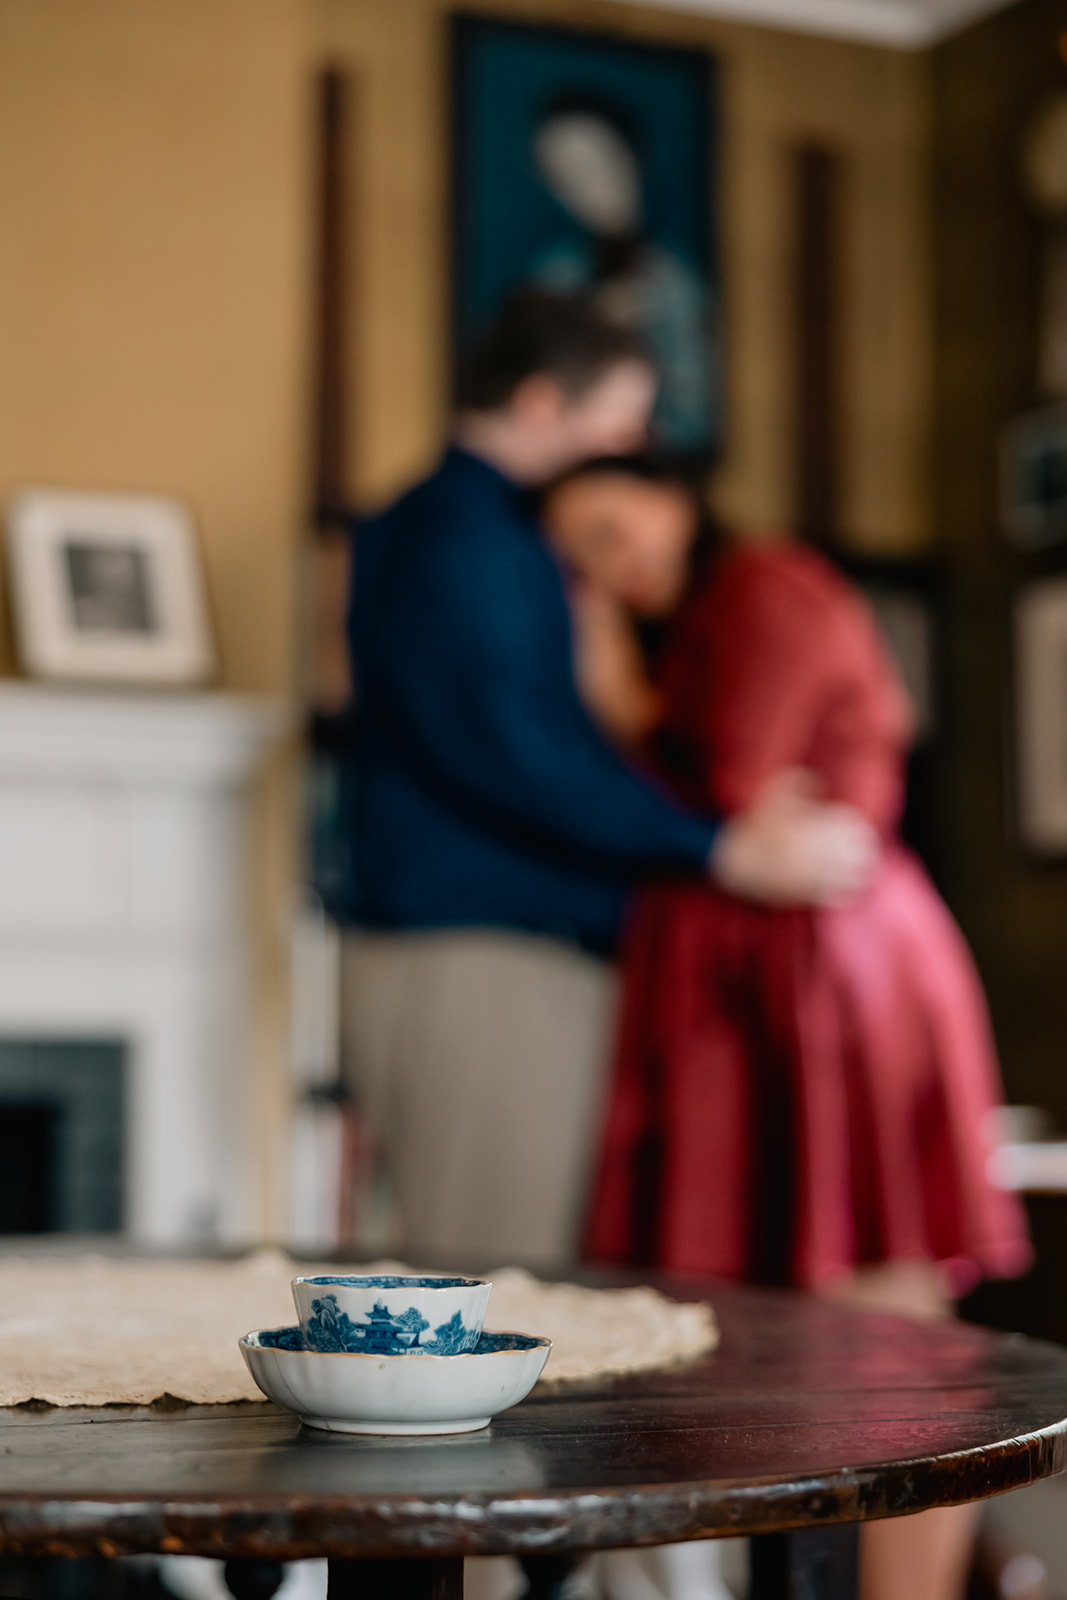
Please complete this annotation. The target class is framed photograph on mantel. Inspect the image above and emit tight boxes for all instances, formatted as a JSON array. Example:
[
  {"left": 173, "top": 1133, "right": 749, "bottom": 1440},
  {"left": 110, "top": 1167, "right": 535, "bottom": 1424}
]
[
  {"left": 451, "top": 14, "right": 720, "bottom": 460},
  {"left": 1014, "top": 576, "right": 1067, "bottom": 854},
  {"left": 5, "top": 489, "right": 215, "bottom": 687}
]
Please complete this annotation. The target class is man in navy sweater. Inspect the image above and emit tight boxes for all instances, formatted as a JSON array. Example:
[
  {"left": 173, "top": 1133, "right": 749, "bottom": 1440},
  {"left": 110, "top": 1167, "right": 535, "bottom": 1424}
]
[{"left": 341, "top": 292, "right": 875, "bottom": 1266}]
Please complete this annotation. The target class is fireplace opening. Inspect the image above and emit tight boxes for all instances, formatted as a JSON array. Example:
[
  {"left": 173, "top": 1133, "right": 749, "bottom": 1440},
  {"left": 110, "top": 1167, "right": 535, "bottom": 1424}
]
[
  {"left": 0, "top": 1105, "right": 58, "bottom": 1232},
  {"left": 0, "top": 1041, "right": 125, "bottom": 1234}
]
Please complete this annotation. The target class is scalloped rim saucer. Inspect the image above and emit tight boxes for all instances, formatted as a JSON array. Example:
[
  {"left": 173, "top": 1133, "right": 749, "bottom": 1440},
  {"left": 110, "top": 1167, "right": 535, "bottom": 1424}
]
[{"left": 239, "top": 1326, "right": 552, "bottom": 1435}]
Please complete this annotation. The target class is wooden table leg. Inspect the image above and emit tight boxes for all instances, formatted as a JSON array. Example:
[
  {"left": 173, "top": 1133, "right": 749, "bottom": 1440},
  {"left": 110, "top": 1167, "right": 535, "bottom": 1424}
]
[
  {"left": 519, "top": 1553, "right": 584, "bottom": 1597},
  {"left": 750, "top": 1526, "right": 859, "bottom": 1600},
  {"left": 327, "top": 1556, "right": 464, "bottom": 1598},
  {"left": 223, "top": 1559, "right": 287, "bottom": 1600}
]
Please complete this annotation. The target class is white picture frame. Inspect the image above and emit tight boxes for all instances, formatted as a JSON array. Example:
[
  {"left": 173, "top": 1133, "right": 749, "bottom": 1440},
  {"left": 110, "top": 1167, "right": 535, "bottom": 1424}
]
[
  {"left": 5, "top": 488, "right": 215, "bottom": 687},
  {"left": 1015, "top": 576, "right": 1067, "bottom": 853}
]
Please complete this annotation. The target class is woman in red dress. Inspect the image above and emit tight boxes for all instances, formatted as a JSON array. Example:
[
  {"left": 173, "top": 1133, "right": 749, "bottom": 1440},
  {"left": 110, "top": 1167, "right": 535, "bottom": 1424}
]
[{"left": 544, "top": 459, "right": 1031, "bottom": 1600}]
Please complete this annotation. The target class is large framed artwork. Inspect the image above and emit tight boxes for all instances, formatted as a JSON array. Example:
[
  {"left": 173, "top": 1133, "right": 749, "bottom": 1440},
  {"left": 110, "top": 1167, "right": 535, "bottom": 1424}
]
[{"left": 451, "top": 14, "right": 720, "bottom": 460}]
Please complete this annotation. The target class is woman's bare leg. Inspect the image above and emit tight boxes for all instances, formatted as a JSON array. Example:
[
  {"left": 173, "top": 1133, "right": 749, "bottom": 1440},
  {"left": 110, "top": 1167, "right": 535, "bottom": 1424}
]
[
  {"left": 860, "top": 1506, "right": 979, "bottom": 1600},
  {"left": 820, "top": 1261, "right": 976, "bottom": 1600},
  {"left": 820, "top": 1258, "right": 952, "bottom": 1321}
]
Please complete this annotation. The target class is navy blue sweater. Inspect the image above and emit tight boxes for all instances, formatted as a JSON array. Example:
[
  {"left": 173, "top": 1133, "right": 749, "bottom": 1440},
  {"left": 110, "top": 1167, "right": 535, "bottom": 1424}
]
[{"left": 345, "top": 448, "right": 719, "bottom": 953}]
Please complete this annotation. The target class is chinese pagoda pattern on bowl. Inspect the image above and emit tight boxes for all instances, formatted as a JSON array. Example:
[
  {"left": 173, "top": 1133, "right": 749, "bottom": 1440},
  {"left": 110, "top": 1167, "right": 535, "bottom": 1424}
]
[
  {"left": 303, "top": 1293, "right": 476, "bottom": 1354},
  {"left": 291, "top": 1274, "right": 491, "bottom": 1356}
]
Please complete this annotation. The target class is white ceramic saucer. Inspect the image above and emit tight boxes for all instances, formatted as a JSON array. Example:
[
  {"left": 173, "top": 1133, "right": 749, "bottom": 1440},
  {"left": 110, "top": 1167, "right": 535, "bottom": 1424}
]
[{"left": 240, "top": 1326, "right": 552, "bottom": 1435}]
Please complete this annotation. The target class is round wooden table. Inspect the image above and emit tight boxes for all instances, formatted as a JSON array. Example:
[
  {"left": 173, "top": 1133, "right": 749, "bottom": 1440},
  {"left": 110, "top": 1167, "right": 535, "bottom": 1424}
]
[{"left": 1, "top": 1279, "right": 1066, "bottom": 1599}]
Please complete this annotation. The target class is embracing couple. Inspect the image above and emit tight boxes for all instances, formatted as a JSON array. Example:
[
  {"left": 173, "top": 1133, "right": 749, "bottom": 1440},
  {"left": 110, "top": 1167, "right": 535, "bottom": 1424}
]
[
  {"left": 342, "top": 288, "right": 862, "bottom": 1261},
  {"left": 342, "top": 285, "right": 1022, "bottom": 1296}
]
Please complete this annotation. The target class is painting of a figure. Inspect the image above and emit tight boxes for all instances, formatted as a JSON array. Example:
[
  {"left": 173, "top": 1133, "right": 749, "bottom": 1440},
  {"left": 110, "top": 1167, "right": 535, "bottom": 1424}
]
[{"left": 452, "top": 16, "right": 719, "bottom": 458}]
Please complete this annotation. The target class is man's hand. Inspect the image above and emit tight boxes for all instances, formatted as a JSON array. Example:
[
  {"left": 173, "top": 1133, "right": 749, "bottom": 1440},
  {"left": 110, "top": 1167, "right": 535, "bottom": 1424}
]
[{"left": 709, "top": 770, "right": 880, "bottom": 907}]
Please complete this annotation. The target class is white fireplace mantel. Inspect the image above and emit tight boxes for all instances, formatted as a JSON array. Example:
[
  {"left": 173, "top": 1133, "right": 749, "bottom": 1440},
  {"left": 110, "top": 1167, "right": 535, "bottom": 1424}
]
[
  {"left": 0, "top": 684, "right": 288, "bottom": 1245},
  {"left": 0, "top": 687, "right": 282, "bottom": 786}
]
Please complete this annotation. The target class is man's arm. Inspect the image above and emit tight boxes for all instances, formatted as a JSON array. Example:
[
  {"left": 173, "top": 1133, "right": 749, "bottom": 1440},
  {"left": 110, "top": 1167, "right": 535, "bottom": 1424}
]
[
  {"left": 362, "top": 511, "right": 878, "bottom": 903},
  {"left": 367, "top": 513, "right": 717, "bottom": 874}
]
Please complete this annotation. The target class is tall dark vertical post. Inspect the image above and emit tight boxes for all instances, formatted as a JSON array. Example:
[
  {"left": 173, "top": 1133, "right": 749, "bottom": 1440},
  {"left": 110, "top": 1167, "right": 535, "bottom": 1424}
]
[
  {"left": 750, "top": 1527, "right": 859, "bottom": 1600},
  {"left": 327, "top": 1558, "right": 464, "bottom": 1598},
  {"left": 793, "top": 143, "right": 843, "bottom": 548},
  {"left": 312, "top": 68, "right": 352, "bottom": 526}
]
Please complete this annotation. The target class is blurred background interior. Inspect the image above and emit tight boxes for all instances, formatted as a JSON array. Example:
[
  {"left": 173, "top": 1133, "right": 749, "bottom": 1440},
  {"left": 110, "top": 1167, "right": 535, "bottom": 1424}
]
[{"left": 4, "top": 0, "right": 1067, "bottom": 1588}]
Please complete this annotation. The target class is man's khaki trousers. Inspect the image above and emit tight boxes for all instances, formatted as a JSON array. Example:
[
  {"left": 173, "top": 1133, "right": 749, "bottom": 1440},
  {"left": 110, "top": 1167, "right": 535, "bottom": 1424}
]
[{"left": 340, "top": 929, "right": 617, "bottom": 1268}]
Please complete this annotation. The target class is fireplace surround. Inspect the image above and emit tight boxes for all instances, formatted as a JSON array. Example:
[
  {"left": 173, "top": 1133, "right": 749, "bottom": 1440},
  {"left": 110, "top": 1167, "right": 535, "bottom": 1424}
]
[{"left": 0, "top": 685, "right": 284, "bottom": 1244}]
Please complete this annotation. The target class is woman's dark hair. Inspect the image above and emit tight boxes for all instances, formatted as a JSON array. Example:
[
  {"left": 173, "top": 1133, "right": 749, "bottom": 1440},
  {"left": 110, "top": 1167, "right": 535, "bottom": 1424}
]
[
  {"left": 549, "top": 453, "right": 692, "bottom": 494},
  {"left": 545, "top": 453, "right": 723, "bottom": 591},
  {"left": 456, "top": 288, "right": 651, "bottom": 411}
]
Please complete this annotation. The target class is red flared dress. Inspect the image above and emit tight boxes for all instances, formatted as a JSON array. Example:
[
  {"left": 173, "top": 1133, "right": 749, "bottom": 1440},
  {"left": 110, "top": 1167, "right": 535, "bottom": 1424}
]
[{"left": 585, "top": 543, "right": 1030, "bottom": 1292}]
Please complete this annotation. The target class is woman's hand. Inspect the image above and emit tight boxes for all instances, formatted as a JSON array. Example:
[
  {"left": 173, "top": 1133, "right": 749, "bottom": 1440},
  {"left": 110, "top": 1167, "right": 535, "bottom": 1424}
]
[{"left": 570, "top": 578, "right": 663, "bottom": 747}]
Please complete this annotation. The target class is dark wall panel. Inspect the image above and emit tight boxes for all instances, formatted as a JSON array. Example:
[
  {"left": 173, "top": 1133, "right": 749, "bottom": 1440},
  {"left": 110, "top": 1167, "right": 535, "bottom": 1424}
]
[{"left": 933, "top": 0, "right": 1067, "bottom": 1120}]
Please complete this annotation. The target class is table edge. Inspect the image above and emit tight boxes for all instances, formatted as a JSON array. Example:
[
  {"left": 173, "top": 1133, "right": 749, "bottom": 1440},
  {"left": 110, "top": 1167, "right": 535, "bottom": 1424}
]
[{"left": 0, "top": 1418, "right": 1065, "bottom": 1560}]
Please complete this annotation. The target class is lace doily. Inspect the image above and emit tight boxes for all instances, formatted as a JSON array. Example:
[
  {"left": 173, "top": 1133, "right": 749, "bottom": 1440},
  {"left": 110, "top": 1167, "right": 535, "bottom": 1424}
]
[{"left": 0, "top": 1250, "right": 717, "bottom": 1408}]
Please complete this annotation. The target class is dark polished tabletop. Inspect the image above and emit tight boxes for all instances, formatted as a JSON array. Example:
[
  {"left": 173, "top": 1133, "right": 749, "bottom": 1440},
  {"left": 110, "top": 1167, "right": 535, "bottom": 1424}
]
[{"left": 1, "top": 1278, "right": 1066, "bottom": 1565}]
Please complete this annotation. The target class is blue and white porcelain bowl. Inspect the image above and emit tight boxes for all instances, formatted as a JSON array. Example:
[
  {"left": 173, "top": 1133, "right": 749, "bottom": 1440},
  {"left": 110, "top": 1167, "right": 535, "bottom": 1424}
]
[
  {"left": 241, "top": 1326, "right": 552, "bottom": 1435},
  {"left": 290, "top": 1274, "right": 492, "bottom": 1356}
]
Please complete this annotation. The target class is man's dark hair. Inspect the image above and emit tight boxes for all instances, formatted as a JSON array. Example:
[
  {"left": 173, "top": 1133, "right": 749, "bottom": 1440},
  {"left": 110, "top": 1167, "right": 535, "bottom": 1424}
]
[{"left": 456, "top": 288, "right": 650, "bottom": 411}]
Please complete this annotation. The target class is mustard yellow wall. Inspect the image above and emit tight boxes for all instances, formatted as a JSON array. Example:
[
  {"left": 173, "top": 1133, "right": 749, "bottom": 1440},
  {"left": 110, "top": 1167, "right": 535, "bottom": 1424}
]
[
  {"left": 316, "top": 0, "right": 932, "bottom": 553},
  {"left": 0, "top": 0, "right": 311, "bottom": 690}
]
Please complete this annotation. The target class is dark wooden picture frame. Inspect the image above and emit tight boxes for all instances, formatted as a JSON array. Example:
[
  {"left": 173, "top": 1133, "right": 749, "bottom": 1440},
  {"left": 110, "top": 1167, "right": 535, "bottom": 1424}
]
[{"left": 450, "top": 13, "right": 721, "bottom": 460}]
